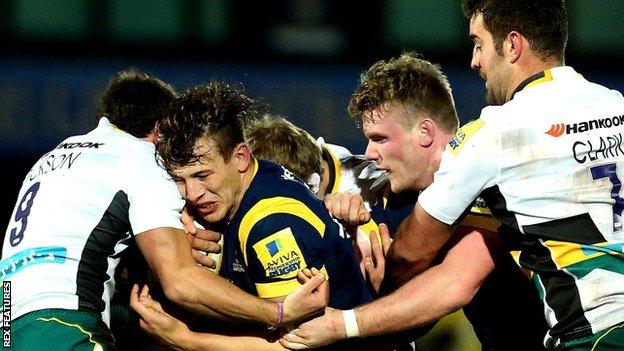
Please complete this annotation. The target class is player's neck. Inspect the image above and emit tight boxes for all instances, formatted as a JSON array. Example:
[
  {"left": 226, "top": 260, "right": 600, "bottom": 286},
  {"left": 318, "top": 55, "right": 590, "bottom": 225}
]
[
  {"left": 506, "top": 56, "right": 564, "bottom": 102},
  {"left": 228, "top": 157, "right": 258, "bottom": 223}
]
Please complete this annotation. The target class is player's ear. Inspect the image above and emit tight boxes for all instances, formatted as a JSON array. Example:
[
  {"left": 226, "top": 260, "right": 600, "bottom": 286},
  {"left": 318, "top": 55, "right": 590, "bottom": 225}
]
[
  {"left": 418, "top": 119, "right": 435, "bottom": 148},
  {"left": 233, "top": 142, "right": 251, "bottom": 172},
  {"left": 507, "top": 31, "right": 523, "bottom": 63}
]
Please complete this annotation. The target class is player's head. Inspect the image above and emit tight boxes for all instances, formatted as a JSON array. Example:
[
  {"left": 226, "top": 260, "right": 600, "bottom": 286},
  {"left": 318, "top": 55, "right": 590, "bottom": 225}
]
[
  {"left": 246, "top": 114, "right": 323, "bottom": 193},
  {"left": 99, "top": 68, "right": 176, "bottom": 139},
  {"left": 461, "top": 0, "right": 568, "bottom": 105},
  {"left": 157, "top": 82, "right": 258, "bottom": 224},
  {"left": 348, "top": 53, "right": 458, "bottom": 192}
]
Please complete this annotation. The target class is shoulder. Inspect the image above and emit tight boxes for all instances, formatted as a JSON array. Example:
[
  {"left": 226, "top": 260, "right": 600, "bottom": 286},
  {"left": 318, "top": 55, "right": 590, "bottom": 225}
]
[
  {"left": 322, "top": 142, "right": 353, "bottom": 160},
  {"left": 447, "top": 117, "right": 492, "bottom": 156},
  {"left": 247, "top": 160, "right": 318, "bottom": 203}
]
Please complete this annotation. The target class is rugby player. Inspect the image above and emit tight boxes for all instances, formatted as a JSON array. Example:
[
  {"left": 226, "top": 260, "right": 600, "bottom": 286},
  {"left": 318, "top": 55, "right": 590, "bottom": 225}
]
[
  {"left": 0, "top": 70, "right": 326, "bottom": 351},
  {"left": 156, "top": 82, "right": 370, "bottom": 309},
  {"left": 287, "top": 0, "right": 624, "bottom": 349},
  {"left": 280, "top": 53, "right": 546, "bottom": 350}
]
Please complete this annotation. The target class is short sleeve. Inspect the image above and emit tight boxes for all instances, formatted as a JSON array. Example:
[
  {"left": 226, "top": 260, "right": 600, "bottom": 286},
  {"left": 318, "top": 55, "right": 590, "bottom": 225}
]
[
  {"left": 240, "top": 198, "right": 327, "bottom": 299},
  {"left": 123, "top": 144, "right": 184, "bottom": 235},
  {"left": 419, "top": 119, "right": 499, "bottom": 224}
]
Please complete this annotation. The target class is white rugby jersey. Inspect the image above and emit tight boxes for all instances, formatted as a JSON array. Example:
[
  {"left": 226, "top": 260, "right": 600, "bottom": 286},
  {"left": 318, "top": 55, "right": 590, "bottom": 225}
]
[
  {"left": 320, "top": 140, "right": 383, "bottom": 203},
  {"left": 419, "top": 66, "right": 624, "bottom": 345},
  {"left": 1, "top": 117, "right": 184, "bottom": 326},
  {"left": 320, "top": 140, "right": 388, "bottom": 248}
]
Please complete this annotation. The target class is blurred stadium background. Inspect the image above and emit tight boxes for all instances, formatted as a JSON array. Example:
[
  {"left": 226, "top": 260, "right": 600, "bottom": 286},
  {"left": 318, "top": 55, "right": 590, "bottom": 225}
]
[{"left": 1, "top": 1, "right": 623, "bottom": 349}]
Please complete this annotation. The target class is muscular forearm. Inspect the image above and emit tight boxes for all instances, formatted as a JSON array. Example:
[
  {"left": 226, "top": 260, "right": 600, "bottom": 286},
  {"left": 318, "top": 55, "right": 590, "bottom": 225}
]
[
  {"left": 360, "top": 229, "right": 496, "bottom": 337},
  {"left": 162, "top": 264, "right": 276, "bottom": 325},
  {"left": 385, "top": 203, "right": 452, "bottom": 287},
  {"left": 359, "top": 261, "right": 471, "bottom": 336},
  {"left": 137, "top": 227, "right": 279, "bottom": 326}
]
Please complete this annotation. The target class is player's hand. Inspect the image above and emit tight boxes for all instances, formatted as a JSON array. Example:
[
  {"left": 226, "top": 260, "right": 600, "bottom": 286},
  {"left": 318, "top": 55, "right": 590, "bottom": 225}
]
[
  {"left": 181, "top": 206, "right": 197, "bottom": 235},
  {"left": 129, "top": 284, "right": 192, "bottom": 349},
  {"left": 353, "top": 229, "right": 373, "bottom": 278},
  {"left": 365, "top": 223, "right": 392, "bottom": 294},
  {"left": 187, "top": 228, "right": 222, "bottom": 269},
  {"left": 280, "top": 307, "right": 345, "bottom": 349},
  {"left": 181, "top": 206, "right": 223, "bottom": 269},
  {"left": 282, "top": 269, "right": 329, "bottom": 324},
  {"left": 324, "top": 192, "right": 370, "bottom": 225}
]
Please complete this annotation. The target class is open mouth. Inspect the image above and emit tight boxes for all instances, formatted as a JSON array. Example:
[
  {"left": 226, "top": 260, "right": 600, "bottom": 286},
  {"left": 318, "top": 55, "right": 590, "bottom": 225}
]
[{"left": 197, "top": 201, "right": 218, "bottom": 216}]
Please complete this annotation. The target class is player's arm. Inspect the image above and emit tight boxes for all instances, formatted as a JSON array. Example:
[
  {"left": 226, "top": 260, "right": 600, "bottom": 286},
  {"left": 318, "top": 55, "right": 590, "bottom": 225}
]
[
  {"left": 130, "top": 284, "right": 286, "bottom": 351},
  {"left": 280, "top": 227, "right": 500, "bottom": 349},
  {"left": 384, "top": 202, "right": 454, "bottom": 287},
  {"left": 385, "top": 120, "right": 498, "bottom": 288},
  {"left": 135, "top": 227, "right": 327, "bottom": 325},
  {"left": 126, "top": 146, "right": 327, "bottom": 326}
]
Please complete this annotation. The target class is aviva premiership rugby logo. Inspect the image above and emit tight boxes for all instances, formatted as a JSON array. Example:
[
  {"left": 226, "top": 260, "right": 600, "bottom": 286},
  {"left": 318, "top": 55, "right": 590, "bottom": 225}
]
[
  {"left": 253, "top": 228, "right": 307, "bottom": 279},
  {"left": 448, "top": 119, "right": 484, "bottom": 156},
  {"left": 266, "top": 239, "right": 282, "bottom": 256},
  {"left": 264, "top": 239, "right": 302, "bottom": 278}
]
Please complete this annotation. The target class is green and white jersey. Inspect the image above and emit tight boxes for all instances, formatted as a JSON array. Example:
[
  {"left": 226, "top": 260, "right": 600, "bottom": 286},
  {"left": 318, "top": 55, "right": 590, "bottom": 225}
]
[
  {"left": 419, "top": 66, "right": 624, "bottom": 346},
  {"left": 1, "top": 117, "right": 184, "bottom": 326}
]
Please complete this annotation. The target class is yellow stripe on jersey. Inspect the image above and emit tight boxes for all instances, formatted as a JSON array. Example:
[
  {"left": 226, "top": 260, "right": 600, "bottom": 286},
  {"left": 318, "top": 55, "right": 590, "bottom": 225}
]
[
  {"left": 469, "top": 203, "right": 492, "bottom": 216},
  {"left": 238, "top": 197, "right": 326, "bottom": 265},
  {"left": 460, "top": 205, "right": 500, "bottom": 232},
  {"left": 510, "top": 250, "right": 522, "bottom": 266},
  {"left": 524, "top": 69, "right": 553, "bottom": 90},
  {"left": 256, "top": 278, "right": 301, "bottom": 299},
  {"left": 255, "top": 266, "right": 329, "bottom": 298},
  {"left": 323, "top": 146, "right": 343, "bottom": 194},
  {"left": 358, "top": 218, "right": 382, "bottom": 244},
  {"left": 543, "top": 240, "right": 618, "bottom": 269},
  {"left": 448, "top": 119, "right": 485, "bottom": 156},
  {"left": 461, "top": 214, "right": 500, "bottom": 232}
]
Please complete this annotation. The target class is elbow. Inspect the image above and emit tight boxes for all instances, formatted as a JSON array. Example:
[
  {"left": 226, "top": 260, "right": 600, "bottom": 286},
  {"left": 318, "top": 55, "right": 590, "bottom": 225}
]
[
  {"left": 446, "top": 275, "right": 482, "bottom": 310},
  {"left": 447, "top": 285, "right": 475, "bottom": 310},
  {"left": 161, "top": 276, "right": 195, "bottom": 306},
  {"left": 392, "top": 241, "right": 438, "bottom": 273}
]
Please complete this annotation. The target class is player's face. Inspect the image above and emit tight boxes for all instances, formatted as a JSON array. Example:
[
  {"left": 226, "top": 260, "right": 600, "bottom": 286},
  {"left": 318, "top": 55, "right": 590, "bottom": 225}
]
[
  {"left": 171, "top": 138, "right": 249, "bottom": 224},
  {"left": 469, "top": 13, "right": 511, "bottom": 106},
  {"left": 363, "top": 105, "right": 431, "bottom": 193}
]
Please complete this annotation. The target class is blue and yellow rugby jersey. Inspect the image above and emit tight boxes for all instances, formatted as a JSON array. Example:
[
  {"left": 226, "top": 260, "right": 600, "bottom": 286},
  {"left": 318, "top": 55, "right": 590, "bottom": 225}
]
[{"left": 220, "top": 159, "right": 371, "bottom": 309}]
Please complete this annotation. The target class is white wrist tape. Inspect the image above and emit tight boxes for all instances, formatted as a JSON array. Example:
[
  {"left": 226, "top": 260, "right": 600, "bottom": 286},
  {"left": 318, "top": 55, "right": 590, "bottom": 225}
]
[{"left": 342, "top": 309, "right": 360, "bottom": 338}]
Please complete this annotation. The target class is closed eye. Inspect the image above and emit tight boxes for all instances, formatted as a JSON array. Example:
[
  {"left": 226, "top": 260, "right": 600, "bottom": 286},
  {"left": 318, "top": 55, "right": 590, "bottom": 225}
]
[
  {"left": 368, "top": 135, "right": 386, "bottom": 143},
  {"left": 193, "top": 172, "right": 211, "bottom": 180}
]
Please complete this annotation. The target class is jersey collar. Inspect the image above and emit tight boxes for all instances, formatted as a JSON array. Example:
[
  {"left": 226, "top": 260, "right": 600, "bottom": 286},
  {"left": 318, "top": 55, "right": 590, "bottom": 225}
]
[{"left": 510, "top": 69, "right": 553, "bottom": 100}]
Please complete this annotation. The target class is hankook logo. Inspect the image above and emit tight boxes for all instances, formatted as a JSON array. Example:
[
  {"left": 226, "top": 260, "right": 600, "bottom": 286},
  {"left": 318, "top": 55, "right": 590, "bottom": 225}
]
[{"left": 545, "top": 115, "right": 624, "bottom": 137}]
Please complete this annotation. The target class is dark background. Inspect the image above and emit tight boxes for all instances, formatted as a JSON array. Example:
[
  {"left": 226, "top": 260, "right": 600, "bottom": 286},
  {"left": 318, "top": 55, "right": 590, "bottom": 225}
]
[{"left": 2, "top": 0, "right": 624, "bottom": 228}]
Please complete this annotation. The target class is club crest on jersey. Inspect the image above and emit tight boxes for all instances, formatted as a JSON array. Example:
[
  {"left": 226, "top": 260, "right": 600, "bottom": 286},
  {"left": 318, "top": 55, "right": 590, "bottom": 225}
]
[
  {"left": 253, "top": 228, "right": 306, "bottom": 279},
  {"left": 232, "top": 257, "right": 245, "bottom": 273},
  {"left": 448, "top": 119, "right": 484, "bottom": 156}
]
